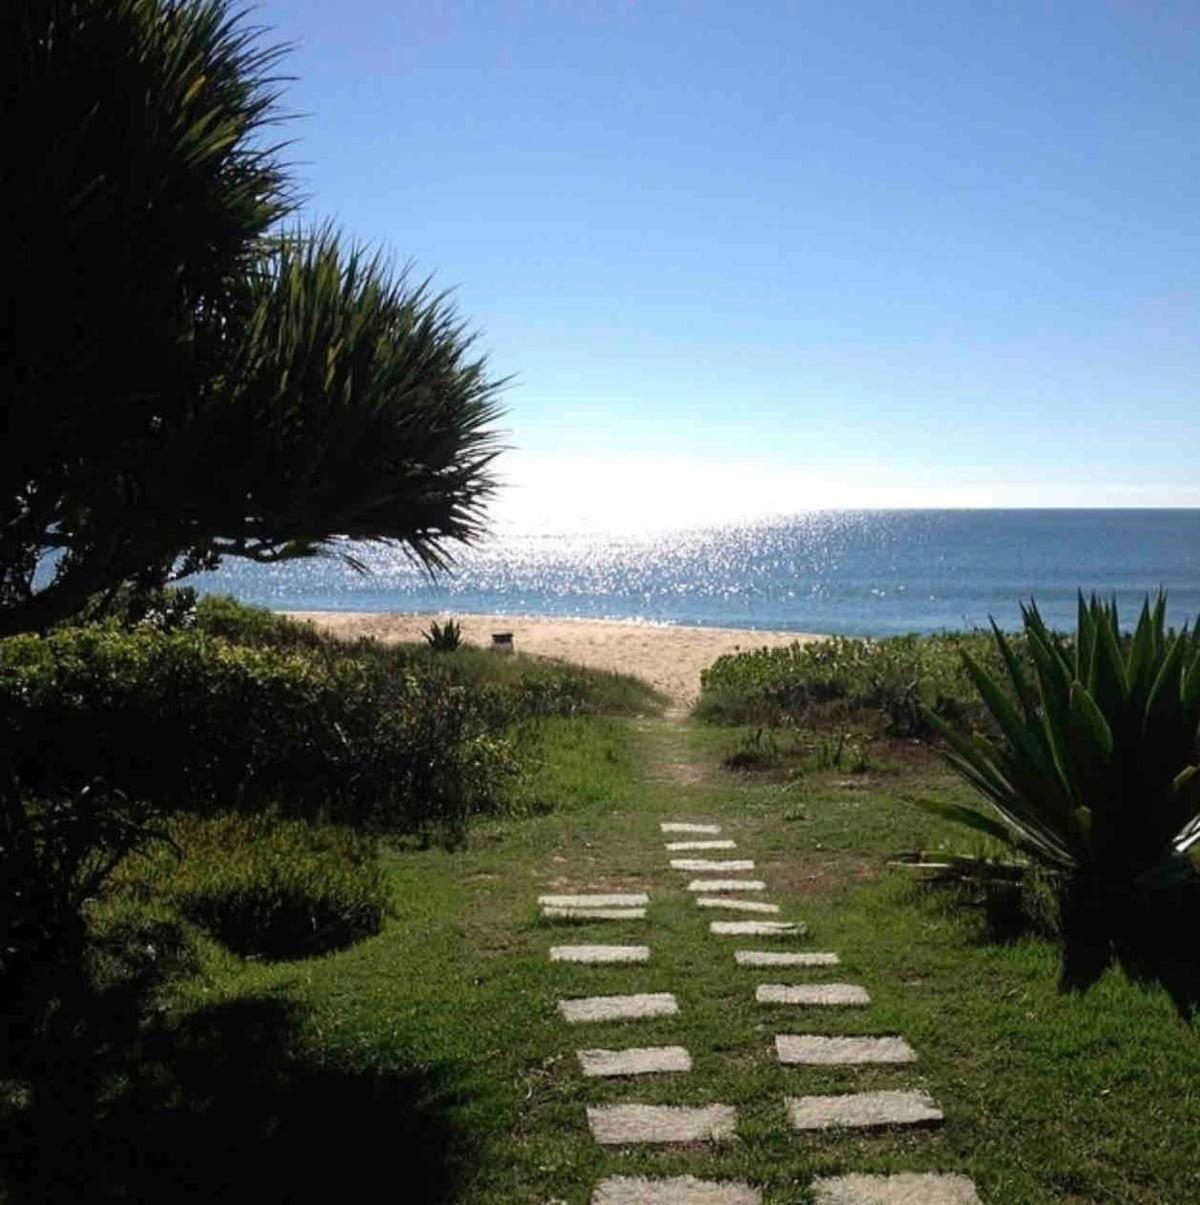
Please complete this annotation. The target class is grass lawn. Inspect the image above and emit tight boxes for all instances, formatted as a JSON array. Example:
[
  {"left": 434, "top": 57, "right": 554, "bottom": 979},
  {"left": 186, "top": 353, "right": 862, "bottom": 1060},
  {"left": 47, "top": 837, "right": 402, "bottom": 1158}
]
[{"left": 8, "top": 715, "right": 1200, "bottom": 1203}]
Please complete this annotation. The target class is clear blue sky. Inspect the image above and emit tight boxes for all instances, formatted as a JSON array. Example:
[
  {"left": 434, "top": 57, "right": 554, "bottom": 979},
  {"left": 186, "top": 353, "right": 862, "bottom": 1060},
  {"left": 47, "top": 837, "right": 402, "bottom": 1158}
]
[{"left": 257, "top": 0, "right": 1198, "bottom": 525}]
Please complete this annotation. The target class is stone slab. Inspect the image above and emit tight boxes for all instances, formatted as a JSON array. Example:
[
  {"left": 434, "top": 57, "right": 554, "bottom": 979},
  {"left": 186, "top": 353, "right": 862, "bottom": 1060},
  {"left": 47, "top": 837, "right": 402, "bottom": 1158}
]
[
  {"left": 736, "top": 950, "right": 839, "bottom": 967},
  {"left": 539, "top": 893, "right": 649, "bottom": 907},
  {"left": 695, "top": 897, "right": 780, "bottom": 914},
  {"left": 687, "top": 879, "right": 765, "bottom": 892},
  {"left": 711, "top": 921, "right": 806, "bottom": 937},
  {"left": 542, "top": 906, "right": 646, "bottom": 920},
  {"left": 665, "top": 840, "right": 737, "bottom": 851},
  {"left": 558, "top": 993, "right": 679, "bottom": 1023},
  {"left": 550, "top": 945, "right": 650, "bottom": 964},
  {"left": 786, "top": 1090, "right": 943, "bottom": 1131},
  {"left": 775, "top": 1034, "right": 917, "bottom": 1065},
  {"left": 811, "top": 1174, "right": 980, "bottom": 1204},
  {"left": 660, "top": 823, "right": 722, "bottom": 834},
  {"left": 593, "top": 1176, "right": 760, "bottom": 1205},
  {"left": 671, "top": 859, "right": 755, "bottom": 872},
  {"left": 757, "top": 983, "right": 870, "bottom": 1006},
  {"left": 577, "top": 1045, "right": 692, "bottom": 1077},
  {"left": 587, "top": 1103, "right": 736, "bottom": 1145}
]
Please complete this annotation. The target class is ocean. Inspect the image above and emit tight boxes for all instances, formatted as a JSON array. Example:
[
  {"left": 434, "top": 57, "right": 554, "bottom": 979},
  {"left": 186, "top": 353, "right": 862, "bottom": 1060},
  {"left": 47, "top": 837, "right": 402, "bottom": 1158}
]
[{"left": 192, "top": 510, "right": 1200, "bottom": 637}]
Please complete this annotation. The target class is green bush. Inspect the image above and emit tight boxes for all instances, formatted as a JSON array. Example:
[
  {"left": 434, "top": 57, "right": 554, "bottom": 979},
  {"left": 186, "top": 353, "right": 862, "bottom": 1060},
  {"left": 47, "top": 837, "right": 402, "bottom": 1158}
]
[
  {"left": 125, "top": 815, "right": 389, "bottom": 960},
  {"left": 194, "top": 595, "right": 663, "bottom": 718},
  {"left": 0, "top": 625, "right": 516, "bottom": 842},
  {"left": 697, "top": 631, "right": 1021, "bottom": 735},
  {"left": 194, "top": 593, "right": 332, "bottom": 654},
  {"left": 0, "top": 765, "right": 163, "bottom": 999}
]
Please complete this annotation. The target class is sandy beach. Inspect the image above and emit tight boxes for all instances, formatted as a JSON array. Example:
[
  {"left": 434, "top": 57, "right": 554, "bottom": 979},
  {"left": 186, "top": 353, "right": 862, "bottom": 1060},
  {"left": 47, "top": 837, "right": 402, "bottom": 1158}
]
[{"left": 287, "top": 611, "right": 824, "bottom": 709}]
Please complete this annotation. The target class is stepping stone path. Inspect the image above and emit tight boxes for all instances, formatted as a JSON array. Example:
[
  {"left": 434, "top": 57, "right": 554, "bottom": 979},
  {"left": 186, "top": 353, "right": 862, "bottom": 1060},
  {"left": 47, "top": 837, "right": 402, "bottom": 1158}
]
[
  {"left": 687, "top": 879, "right": 765, "bottom": 892},
  {"left": 578, "top": 1046, "right": 692, "bottom": 1077},
  {"left": 775, "top": 1034, "right": 917, "bottom": 1065},
  {"left": 671, "top": 858, "right": 755, "bottom": 872},
  {"left": 736, "top": 950, "right": 839, "bottom": 967},
  {"left": 593, "top": 1176, "right": 760, "bottom": 1204},
  {"left": 542, "top": 906, "right": 646, "bottom": 920},
  {"left": 551, "top": 944, "right": 650, "bottom": 964},
  {"left": 786, "top": 1089, "right": 944, "bottom": 1131},
  {"left": 695, "top": 897, "right": 780, "bottom": 914},
  {"left": 812, "top": 1173, "right": 982, "bottom": 1204},
  {"left": 558, "top": 993, "right": 679, "bottom": 1023},
  {"left": 587, "top": 1103, "right": 737, "bottom": 1144},
  {"left": 756, "top": 983, "right": 871, "bottom": 1006},
  {"left": 545, "top": 817, "right": 982, "bottom": 1202},
  {"left": 711, "top": 919, "right": 805, "bottom": 937},
  {"left": 540, "top": 893, "right": 649, "bottom": 907},
  {"left": 665, "top": 839, "right": 738, "bottom": 850}
]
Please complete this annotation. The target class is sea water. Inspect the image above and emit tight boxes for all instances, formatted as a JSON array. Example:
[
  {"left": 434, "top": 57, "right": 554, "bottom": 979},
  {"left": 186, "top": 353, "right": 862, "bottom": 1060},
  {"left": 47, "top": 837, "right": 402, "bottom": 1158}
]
[{"left": 192, "top": 510, "right": 1200, "bottom": 636}]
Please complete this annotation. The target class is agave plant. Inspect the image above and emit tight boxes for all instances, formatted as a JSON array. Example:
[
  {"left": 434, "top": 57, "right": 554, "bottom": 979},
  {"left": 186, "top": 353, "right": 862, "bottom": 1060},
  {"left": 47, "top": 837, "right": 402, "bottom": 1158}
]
[
  {"left": 923, "top": 594, "right": 1200, "bottom": 918},
  {"left": 423, "top": 618, "right": 464, "bottom": 653}
]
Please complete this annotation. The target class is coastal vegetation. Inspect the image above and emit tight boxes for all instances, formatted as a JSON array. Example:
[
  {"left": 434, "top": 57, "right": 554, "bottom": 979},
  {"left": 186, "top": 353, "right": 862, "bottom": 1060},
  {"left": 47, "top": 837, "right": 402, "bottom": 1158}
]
[
  {"left": 7, "top": 705, "right": 1199, "bottom": 1201},
  {"left": 697, "top": 629, "right": 1023, "bottom": 735},
  {"left": 2, "top": 2, "right": 1197, "bottom": 1202},
  {"left": 696, "top": 596, "right": 1200, "bottom": 1000},
  {"left": 2, "top": 0, "right": 504, "bottom": 637}
]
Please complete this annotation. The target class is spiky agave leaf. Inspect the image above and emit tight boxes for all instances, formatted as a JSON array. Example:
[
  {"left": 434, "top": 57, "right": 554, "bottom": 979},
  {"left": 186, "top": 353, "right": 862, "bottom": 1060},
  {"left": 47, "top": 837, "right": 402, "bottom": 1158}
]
[{"left": 924, "top": 592, "right": 1200, "bottom": 892}]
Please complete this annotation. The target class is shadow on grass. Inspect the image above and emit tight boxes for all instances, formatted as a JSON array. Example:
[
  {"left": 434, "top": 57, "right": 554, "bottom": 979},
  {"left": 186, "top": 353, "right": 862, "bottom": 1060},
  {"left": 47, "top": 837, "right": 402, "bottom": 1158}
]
[
  {"left": 3, "top": 996, "right": 474, "bottom": 1204},
  {"left": 1060, "top": 878, "right": 1200, "bottom": 1021},
  {"left": 900, "top": 870, "right": 1200, "bottom": 1020}
]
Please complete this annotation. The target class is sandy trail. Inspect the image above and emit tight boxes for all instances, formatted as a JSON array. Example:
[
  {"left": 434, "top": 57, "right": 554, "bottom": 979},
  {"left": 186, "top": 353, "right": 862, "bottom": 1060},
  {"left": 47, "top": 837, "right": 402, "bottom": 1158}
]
[{"left": 286, "top": 611, "right": 823, "bottom": 709}]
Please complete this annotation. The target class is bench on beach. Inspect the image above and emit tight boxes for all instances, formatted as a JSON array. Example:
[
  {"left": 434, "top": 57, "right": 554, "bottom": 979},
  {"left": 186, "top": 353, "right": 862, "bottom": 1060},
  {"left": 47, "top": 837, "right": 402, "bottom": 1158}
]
[{"left": 491, "top": 631, "right": 514, "bottom": 653}]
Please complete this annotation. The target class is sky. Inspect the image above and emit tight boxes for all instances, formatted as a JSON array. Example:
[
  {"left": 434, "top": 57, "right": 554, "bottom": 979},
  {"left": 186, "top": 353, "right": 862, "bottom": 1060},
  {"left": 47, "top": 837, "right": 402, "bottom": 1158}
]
[{"left": 256, "top": 0, "right": 1199, "bottom": 527}]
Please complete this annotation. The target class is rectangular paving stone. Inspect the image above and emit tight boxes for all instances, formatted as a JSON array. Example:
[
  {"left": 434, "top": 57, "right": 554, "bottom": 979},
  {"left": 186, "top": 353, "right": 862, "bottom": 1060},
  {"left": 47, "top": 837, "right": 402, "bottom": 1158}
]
[
  {"left": 539, "top": 893, "right": 649, "bottom": 907},
  {"left": 775, "top": 1034, "right": 917, "bottom": 1065},
  {"left": 711, "top": 920, "right": 806, "bottom": 937},
  {"left": 558, "top": 993, "right": 679, "bottom": 1023},
  {"left": 671, "top": 859, "right": 755, "bottom": 872},
  {"left": 756, "top": 983, "right": 870, "bottom": 1006},
  {"left": 550, "top": 945, "right": 650, "bottom": 964},
  {"left": 542, "top": 906, "right": 646, "bottom": 920},
  {"left": 577, "top": 1045, "right": 692, "bottom": 1077},
  {"left": 696, "top": 897, "right": 781, "bottom": 914},
  {"left": 587, "top": 1103, "right": 737, "bottom": 1145},
  {"left": 664, "top": 839, "right": 737, "bottom": 851},
  {"left": 593, "top": 1176, "right": 761, "bottom": 1204},
  {"left": 687, "top": 879, "right": 765, "bottom": 892},
  {"left": 735, "top": 950, "right": 839, "bottom": 967},
  {"left": 786, "top": 1090, "right": 943, "bottom": 1131},
  {"left": 660, "top": 822, "right": 722, "bottom": 834},
  {"left": 812, "top": 1173, "right": 980, "bottom": 1204}
]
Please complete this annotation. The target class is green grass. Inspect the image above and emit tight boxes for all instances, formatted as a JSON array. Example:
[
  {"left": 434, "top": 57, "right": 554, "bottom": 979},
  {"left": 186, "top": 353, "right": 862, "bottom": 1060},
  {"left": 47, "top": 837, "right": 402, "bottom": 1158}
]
[{"left": 5, "top": 714, "right": 1199, "bottom": 1203}]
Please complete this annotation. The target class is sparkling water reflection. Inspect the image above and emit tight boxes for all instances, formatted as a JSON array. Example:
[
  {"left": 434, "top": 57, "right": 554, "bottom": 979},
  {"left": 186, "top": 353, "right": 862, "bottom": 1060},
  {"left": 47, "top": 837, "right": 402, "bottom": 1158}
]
[{"left": 192, "top": 510, "right": 1200, "bottom": 636}]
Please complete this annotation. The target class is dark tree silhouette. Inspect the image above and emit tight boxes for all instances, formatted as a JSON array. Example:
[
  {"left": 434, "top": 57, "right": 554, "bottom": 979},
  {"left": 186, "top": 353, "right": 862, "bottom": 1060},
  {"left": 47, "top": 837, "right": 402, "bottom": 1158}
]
[{"left": 1, "top": 0, "right": 506, "bottom": 635}]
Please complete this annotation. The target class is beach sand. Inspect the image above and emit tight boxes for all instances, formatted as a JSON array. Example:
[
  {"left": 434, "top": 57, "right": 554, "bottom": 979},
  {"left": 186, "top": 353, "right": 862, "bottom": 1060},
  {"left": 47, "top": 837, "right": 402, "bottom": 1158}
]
[{"left": 286, "top": 611, "right": 824, "bottom": 709}]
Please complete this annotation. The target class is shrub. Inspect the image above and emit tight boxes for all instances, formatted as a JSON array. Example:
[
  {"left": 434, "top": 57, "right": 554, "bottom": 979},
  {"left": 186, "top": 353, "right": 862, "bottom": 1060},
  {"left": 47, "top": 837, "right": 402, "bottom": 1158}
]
[
  {"left": 697, "top": 631, "right": 1021, "bottom": 735},
  {"left": 423, "top": 618, "right": 463, "bottom": 652},
  {"left": 919, "top": 594, "right": 1200, "bottom": 949},
  {"left": 0, "top": 625, "right": 516, "bottom": 842},
  {"left": 125, "top": 815, "right": 389, "bottom": 960},
  {"left": 0, "top": 763, "right": 162, "bottom": 998},
  {"left": 193, "top": 593, "right": 332, "bottom": 654}
]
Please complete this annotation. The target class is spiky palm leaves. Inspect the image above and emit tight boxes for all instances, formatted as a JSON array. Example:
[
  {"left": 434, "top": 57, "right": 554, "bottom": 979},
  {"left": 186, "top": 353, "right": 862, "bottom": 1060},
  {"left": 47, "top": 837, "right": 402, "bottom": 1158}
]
[
  {"left": 1, "top": 0, "right": 505, "bottom": 634},
  {"left": 926, "top": 595, "right": 1200, "bottom": 902}
]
